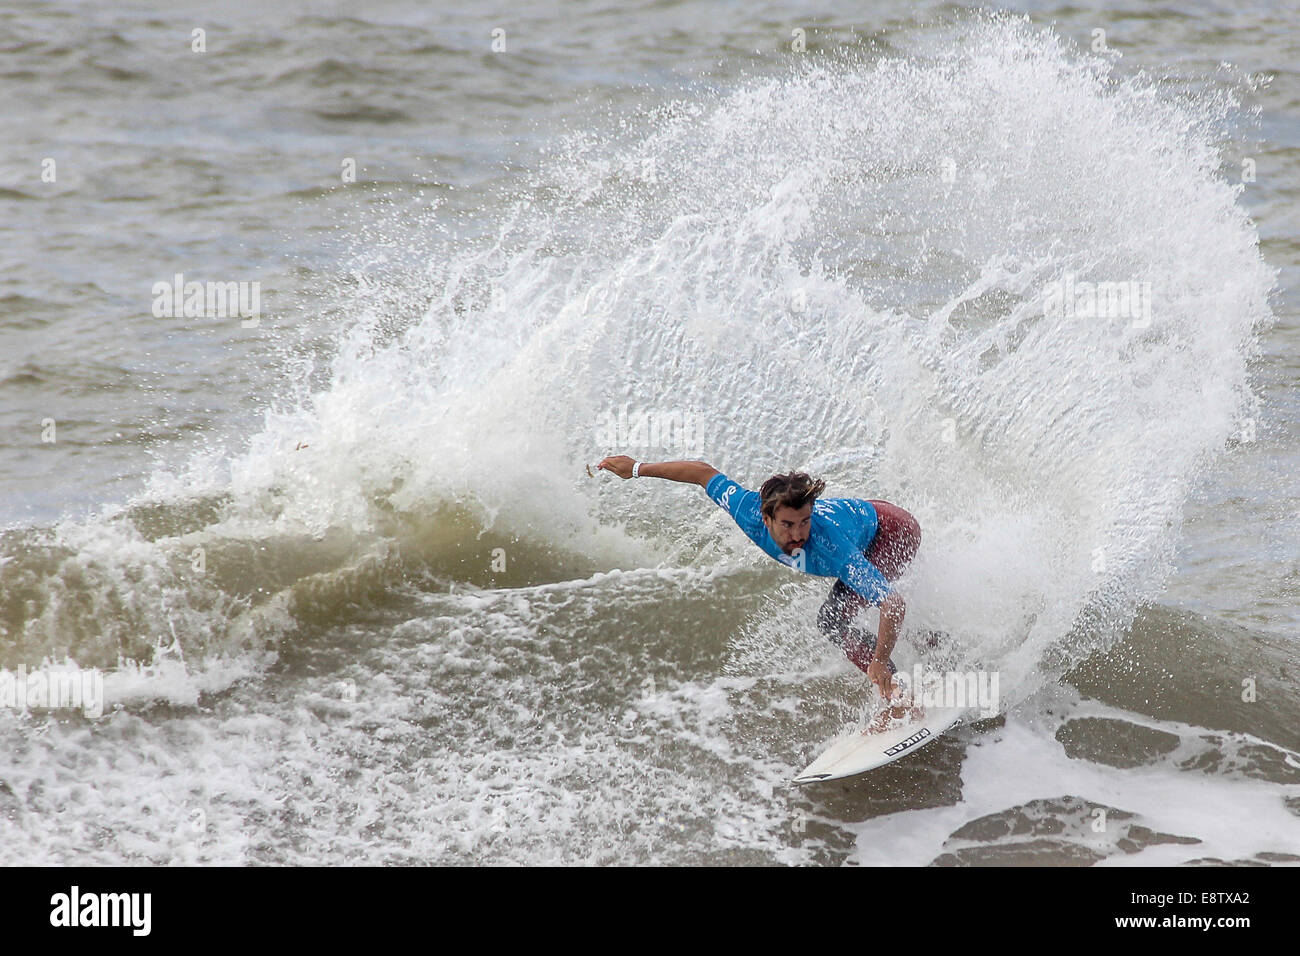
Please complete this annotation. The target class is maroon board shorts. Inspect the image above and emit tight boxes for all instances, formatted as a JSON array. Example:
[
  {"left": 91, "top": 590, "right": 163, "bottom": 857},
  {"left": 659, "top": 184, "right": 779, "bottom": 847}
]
[
  {"left": 863, "top": 499, "right": 922, "bottom": 580},
  {"left": 816, "top": 500, "right": 920, "bottom": 672}
]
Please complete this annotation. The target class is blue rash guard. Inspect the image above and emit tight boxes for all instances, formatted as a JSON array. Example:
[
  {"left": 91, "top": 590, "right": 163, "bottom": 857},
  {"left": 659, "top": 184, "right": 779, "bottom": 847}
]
[{"left": 705, "top": 472, "right": 893, "bottom": 603}]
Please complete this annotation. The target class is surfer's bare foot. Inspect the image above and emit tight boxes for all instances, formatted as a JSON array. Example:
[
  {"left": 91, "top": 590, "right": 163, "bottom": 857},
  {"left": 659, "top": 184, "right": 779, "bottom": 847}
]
[
  {"left": 866, "top": 707, "right": 903, "bottom": 734},
  {"left": 865, "top": 691, "right": 924, "bottom": 733}
]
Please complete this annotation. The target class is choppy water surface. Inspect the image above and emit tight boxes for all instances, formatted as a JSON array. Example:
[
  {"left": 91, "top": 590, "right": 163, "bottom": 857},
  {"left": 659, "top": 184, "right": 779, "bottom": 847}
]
[{"left": 0, "top": 1, "right": 1296, "bottom": 864}]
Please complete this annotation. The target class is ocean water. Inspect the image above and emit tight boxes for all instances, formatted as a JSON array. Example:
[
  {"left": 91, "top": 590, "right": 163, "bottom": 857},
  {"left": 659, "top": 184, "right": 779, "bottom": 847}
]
[{"left": 0, "top": 0, "right": 1297, "bottom": 864}]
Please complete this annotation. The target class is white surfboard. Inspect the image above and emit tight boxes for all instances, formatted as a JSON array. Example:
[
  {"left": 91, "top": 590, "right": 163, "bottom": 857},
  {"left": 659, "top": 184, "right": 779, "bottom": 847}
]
[{"left": 793, "top": 706, "right": 967, "bottom": 784}]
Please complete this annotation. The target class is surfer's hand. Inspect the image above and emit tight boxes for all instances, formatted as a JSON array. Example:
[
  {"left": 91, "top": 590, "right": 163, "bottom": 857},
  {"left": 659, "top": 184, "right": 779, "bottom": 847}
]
[
  {"left": 596, "top": 455, "right": 636, "bottom": 479},
  {"left": 867, "top": 658, "right": 894, "bottom": 698}
]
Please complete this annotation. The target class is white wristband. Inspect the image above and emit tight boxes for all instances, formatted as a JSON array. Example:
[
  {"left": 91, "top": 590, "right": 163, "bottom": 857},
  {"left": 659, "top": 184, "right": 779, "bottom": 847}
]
[{"left": 632, "top": 461, "right": 642, "bottom": 478}]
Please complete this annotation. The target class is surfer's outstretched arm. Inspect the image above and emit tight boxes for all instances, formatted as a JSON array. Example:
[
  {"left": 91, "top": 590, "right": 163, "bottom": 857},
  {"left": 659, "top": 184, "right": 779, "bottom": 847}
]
[{"left": 596, "top": 455, "right": 718, "bottom": 487}]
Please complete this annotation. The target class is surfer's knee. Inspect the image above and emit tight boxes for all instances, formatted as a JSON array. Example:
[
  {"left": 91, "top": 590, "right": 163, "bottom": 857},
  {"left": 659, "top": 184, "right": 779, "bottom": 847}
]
[{"left": 842, "top": 631, "right": 896, "bottom": 676}]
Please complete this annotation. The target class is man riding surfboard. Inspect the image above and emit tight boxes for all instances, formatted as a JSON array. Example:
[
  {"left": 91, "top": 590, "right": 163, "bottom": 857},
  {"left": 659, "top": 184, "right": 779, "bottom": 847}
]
[{"left": 596, "top": 456, "right": 921, "bottom": 702}]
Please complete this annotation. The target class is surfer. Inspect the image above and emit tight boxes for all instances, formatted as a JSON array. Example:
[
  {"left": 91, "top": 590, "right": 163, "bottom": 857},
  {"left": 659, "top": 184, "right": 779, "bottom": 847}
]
[{"left": 595, "top": 456, "right": 920, "bottom": 701}]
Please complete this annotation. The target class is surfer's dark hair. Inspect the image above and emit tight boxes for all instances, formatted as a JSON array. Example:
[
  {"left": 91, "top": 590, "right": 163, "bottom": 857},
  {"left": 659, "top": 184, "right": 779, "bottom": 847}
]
[{"left": 759, "top": 472, "right": 826, "bottom": 517}]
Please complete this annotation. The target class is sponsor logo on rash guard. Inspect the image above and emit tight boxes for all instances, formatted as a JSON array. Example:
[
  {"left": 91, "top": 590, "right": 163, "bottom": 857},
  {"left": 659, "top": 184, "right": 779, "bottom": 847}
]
[{"left": 718, "top": 484, "right": 737, "bottom": 509}]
